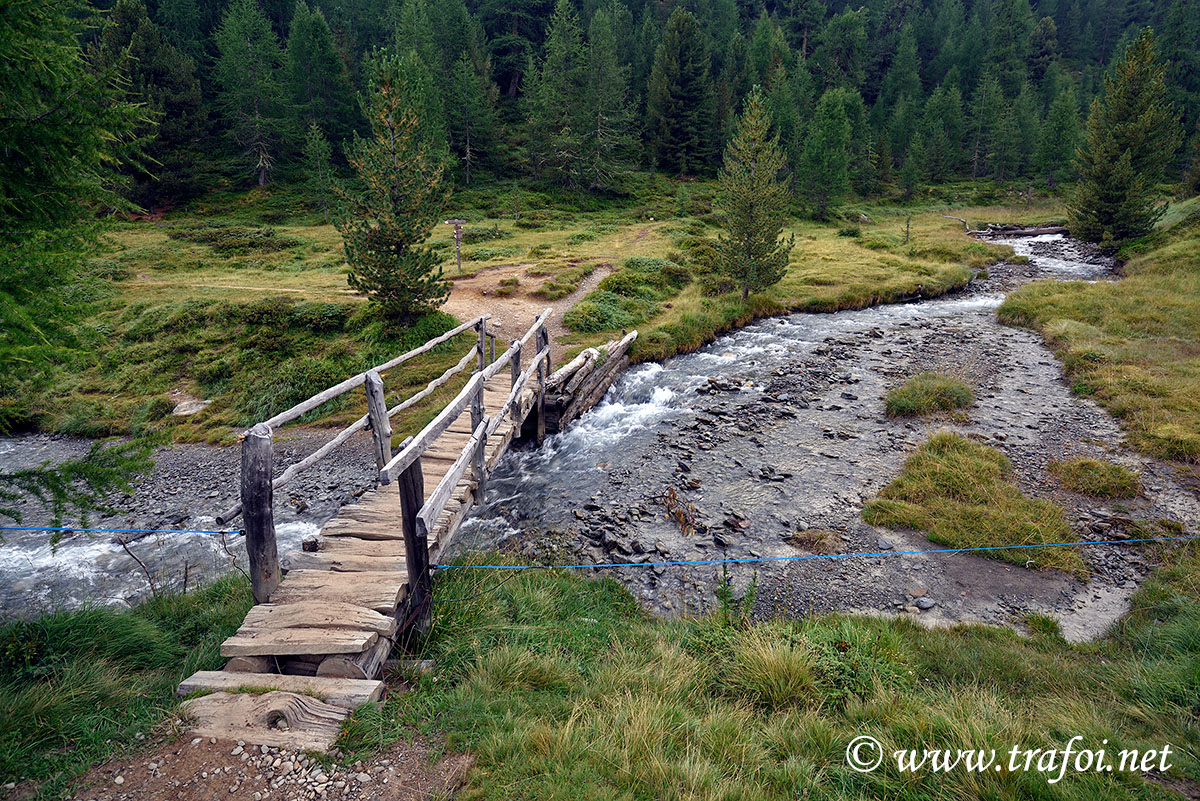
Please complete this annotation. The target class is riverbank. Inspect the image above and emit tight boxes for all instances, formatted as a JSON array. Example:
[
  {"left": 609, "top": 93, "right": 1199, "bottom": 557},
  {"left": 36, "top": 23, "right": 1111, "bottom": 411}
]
[
  {"left": 8, "top": 543, "right": 1198, "bottom": 799},
  {"left": 455, "top": 233, "right": 1200, "bottom": 642}
]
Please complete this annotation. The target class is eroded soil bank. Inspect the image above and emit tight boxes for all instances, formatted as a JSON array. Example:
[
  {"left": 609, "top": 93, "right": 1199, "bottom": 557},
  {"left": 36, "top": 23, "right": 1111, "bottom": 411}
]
[{"left": 454, "top": 235, "right": 1200, "bottom": 640}]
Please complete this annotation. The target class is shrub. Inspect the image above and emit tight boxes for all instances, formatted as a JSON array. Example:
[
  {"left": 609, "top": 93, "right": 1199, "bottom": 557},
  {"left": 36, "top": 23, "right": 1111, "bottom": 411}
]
[
  {"left": 885, "top": 372, "right": 974, "bottom": 416},
  {"left": 460, "top": 224, "right": 510, "bottom": 244},
  {"left": 165, "top": 224, "right": 301, "bottom": 254},
  {"left": 838, "top": 225, "right": 861, "bottom": 237},
  {"left": 290, "top": 302, "right": 349, "bottom": 332},
  {"left": 1048, "top": 458, "right": 1142, "bottom": 498}
]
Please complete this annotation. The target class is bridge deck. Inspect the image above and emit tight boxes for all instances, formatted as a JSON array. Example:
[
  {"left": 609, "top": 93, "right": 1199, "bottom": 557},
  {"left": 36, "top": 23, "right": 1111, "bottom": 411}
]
[{"left": 177, "top": 372, "right": 537, "bottom": 750}]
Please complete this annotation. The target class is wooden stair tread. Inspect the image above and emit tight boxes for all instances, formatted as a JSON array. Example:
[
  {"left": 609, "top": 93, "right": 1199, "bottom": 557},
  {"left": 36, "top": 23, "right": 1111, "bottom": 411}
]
[
  {"left": 282, "top": 551, "right": 407, "bottom": 573},
  {"left": 182, "top": 691, "right": 349, "bottom": 751},
  {"left": 241, "top": 601, "right": 396, "bottom": 636},
  {"left": 178, "top": 670, "right": 384, "bottom": 709}
]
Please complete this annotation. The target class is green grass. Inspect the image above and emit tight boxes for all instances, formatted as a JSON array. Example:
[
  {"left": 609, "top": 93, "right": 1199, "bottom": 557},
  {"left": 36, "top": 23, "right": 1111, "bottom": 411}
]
[
  {"left": 1049, "top": 458, "right": 1143, "bottom": 498},
  {"left": 999, "top": 203, "right": 1200, "bottom": 462},
  {"left": 334, "top": 544, "right": 1200, "bottom": 800},
  {"left": 863, "top": 432, "right": 1084, "bottom": 576},
  {"left": 884, "top": 372, "right": 975, "bottom": 416},
  {"left": 0, "top": 576, "right": 251, "bottom": 797}
]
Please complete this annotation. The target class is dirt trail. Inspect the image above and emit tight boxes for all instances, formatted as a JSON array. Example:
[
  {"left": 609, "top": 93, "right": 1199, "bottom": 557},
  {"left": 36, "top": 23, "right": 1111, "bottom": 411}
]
[
  {"left": 441, "top": 260, "right": 613, "bottom": 361},
  {"left": 51, "top": 726, "right": 470, "bottom": 801}
]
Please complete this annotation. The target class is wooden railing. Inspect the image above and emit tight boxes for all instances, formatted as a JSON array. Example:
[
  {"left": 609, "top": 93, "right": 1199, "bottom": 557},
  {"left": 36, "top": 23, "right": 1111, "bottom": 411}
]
[
  {"left": 381, "top": 310, "right": 551, "bottom": 630},
  {"left": 219, "top": 310, "right": 551, "bottom": 609}
]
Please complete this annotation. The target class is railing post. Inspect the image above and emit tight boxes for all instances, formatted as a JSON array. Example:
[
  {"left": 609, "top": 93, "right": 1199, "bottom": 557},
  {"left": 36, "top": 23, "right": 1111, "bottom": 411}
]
[
  {"left": 364, "top": 369, "right": 392, "bottom": 473},
  {"left": 397, "top": 456, "right": 431, "bottom": 636},
  {"left": 470, "top": 379, "right": 487, "bottom": 500},
  {"left": 476, "top": 319, "right": 486, "bottom": 371},
  {"left": 510, "top": 340, "right": 521, "bottom": 390},
  {"left": 535, "top": 324, "right": 549, "bottom": 444},
  {"left": 241, "top": 423, "right": 280, "bottom": 604},
  {"left": 489, "top": 334, "right": 495, "bottom": 363}
]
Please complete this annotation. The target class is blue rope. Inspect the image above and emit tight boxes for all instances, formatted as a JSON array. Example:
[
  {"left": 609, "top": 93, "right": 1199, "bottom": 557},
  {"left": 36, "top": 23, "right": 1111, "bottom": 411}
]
[
  {"left": 433, "top": 533, "right": 1199, "bottom": 571},
  {"left": 0, "top": 525, "right": 243, "bottom": 536}
]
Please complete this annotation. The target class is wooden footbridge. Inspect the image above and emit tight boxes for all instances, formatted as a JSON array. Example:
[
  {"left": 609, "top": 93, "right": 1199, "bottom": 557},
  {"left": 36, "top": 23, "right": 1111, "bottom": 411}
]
[{"left": 176, "top": 311, "right": 553, "bottom": 751}]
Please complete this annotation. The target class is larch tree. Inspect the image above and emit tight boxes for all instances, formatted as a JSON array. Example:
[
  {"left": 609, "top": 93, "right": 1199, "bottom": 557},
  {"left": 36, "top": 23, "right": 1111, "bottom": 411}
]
[
  {"left": 0, "top": 0, "right": 153, "bottom": 521},
  {"left": 214, "top": 0, "right": 288, "bottom": 186},
  {"left": 717, "top": 86, "right": 795, "bottom": 300},
  {"left": 799, "top": 89, "right": 852, "bottom": 220},
  {"left": 336, "top": 52, "right": 449, "bottom": 323},
  {"left": 1069, "top": 28, "right": 1182, "bottom": 244},
  {"left": 445, "top": 52, "right": 498, "bottom": 185},
  {"left": 646, "top": 8, "right": 718, "bottom": 175},
  {"left": 302, "top": 122, "right": 335, "bottom": 221}
]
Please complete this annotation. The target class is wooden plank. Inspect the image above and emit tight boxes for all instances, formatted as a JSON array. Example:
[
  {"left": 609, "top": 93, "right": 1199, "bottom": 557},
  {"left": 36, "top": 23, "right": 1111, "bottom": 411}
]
[
  {"left": 221, "top": 627, "right": 377, "bottom": 657},
  {"left": 182, "top": 690, "right": 349, "bottom": 752},
  {"left": 269, "top": 570, "right": 405, "bottom": 613},
  {"left": 225, "top": 655, "right": 272, "bottom": 673},
  {"left": 318, "top": 537, "right": 406, "bottom": 556},
  {"left": 282, "top": 550, "right": 407, "bottom": 573},
  {"left": 317, "top": 636, "right": 392, "bottom": 680},
  {"left": 178, "top": 671, "right": 385, "bottom": 709},
  {"left": 241, "top": 601, "right": 397, "bottom": 636}
]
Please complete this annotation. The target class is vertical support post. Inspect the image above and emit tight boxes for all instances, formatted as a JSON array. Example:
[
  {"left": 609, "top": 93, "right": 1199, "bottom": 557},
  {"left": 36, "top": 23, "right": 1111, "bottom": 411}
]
[
  {"left": 476, "top": 319, "right": 486, "bottom": 371},
  {"left": 470, "top": 379, "right": 487, "bottom": 501},
  {"left": 535, "top": 324, "right": 548, "bottom": 444},
  {"left": 510, "top": 340, "right": 522, "bottom": 390},
  {"left": 364, "top": 369, "right": 392, "bottom": 473},
  {"left": 241, "top": 423, "right": 280, "bottom": 604},
  {"left": 489, "top": 334, "right": 495, "bottom": 363},
  {"left": 398, "top": 457, "right": 430, "bottom": 636}
]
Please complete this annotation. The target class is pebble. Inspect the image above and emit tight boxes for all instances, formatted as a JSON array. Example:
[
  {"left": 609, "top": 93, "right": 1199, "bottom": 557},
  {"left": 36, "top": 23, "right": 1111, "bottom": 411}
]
[{"left": 355, "top": 772, "right": 373, "bottom": 783}]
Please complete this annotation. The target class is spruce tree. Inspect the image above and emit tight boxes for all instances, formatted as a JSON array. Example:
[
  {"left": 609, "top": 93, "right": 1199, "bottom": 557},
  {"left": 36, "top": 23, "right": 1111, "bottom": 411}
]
[
  {"left": 525, "top": 0, "right": 586, "bottom": 185},
  {"left": 287, "top": 1, "right": 358, "bottom": 150},
  {"left": 95, "top": 0, "right": 207, "bottom": 206},
  {"left": 336, "top": 52, "right": 449, "bottom": 322},
  {"left": 717, "top": 87, "right": 795, "bottom": 300},
  {"left": 988, "top": 0, "right": 1034, "bottom": 95},
  {"left": 581, "top": 8, "right": 635, "bottom": 191},
  {"left": 799, "top": 89, "right": 852, "bottom": 220},
  {"left": 1035, "top": 83, "right": 1080, "bottom": 186},
  {"left": 302, "top": 122, "right": 335, "bottom": 221},
  {"left": 646, "top": 8, "right": 718, "bottom": 175},
  {"left": 214, "top": 0, "right": 288, "bottom": 186},
  {"left": 445, "top": 53, "right": 498, "bottom": 185},
  {"left": 1069, "top": 29, "right": 1182, "bottom": 243}
]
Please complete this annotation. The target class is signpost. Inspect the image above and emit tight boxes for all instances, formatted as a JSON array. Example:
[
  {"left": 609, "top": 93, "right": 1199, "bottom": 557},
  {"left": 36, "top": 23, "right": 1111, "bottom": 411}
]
[{"left": 445, "top": 219, "right": 466, "bottom": 275}]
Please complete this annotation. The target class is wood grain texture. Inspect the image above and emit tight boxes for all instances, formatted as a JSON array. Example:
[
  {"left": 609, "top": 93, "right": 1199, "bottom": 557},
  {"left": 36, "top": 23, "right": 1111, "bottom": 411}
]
[{"left": 178, "top": 671, "right": 385, "bottom": 709}]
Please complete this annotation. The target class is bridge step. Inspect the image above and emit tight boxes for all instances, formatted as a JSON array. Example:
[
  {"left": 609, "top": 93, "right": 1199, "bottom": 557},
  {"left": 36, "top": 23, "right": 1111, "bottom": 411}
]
[
  {"left": 180, "top": 690, "right": 352, "bottom": 752},
  {"left": 241, "top": 601, "right": 397, "bottom": 636},
  {"left": 178, "top": 670, "right": 385, "bottom": 708},
  {"left": 268, "top": 569, "right": 407, "bottom": 612},
  {"left": 222, "top": 627, "right": 377, "bottom": 658},
  {"left": 282, "top": 551, "right": 407, "bottom": 573},
  {"left": 316, "top": 537, "right": 407, "bottom": 556}
]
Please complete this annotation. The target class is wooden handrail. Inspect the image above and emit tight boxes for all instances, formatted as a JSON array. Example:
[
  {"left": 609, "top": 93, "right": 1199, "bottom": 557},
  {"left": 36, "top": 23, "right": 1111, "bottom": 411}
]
[
  {"left": 379, "top": 310, "right": 553, "bottom": 484},
  {"left": 216, "top": 345, "right": 481, "bottom": 525},
  {"left": 487, "top": 344, "right": 550, "bottom": 438},
  {"left": 258, "top": 315, "right": 487, "bottom": 430},
  {"left": 417, "top": 419, "right": 487, "bottom": 535}
]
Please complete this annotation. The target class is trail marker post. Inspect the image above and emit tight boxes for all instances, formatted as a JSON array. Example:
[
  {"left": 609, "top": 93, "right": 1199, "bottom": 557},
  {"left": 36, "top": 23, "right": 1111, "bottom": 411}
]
[{"left": 445, "top": 219, "right": 466, "bottom": 275}]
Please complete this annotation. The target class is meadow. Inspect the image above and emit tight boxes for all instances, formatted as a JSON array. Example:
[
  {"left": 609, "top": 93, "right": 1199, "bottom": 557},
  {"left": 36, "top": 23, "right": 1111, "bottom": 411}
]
[{"left": 6, "top": 176, "right": 1051, "bottom": 443}]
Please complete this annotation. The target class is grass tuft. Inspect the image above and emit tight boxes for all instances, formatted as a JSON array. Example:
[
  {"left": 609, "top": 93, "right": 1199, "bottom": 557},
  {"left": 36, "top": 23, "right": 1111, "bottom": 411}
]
[
  {"left": 1049, "top": 458, "right": 1142, "bottom": 498},
  {"left": 884, "top": 372, "right": 974, "bottom": 416},
  {"left": 863, "top": 432, "right": 1085, "bottom": 575}
]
